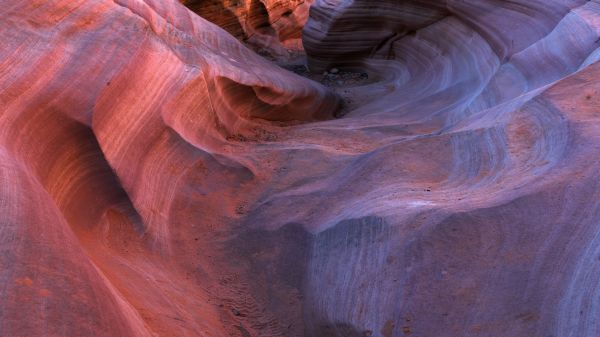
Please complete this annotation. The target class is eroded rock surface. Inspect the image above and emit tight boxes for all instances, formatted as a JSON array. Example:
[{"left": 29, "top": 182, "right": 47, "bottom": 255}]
[
  {"left": 181, "top": 0, "right": 313, "bottom": 59},
  {"left": 1, "top": 0, "right": 599, "bottom": 336}
]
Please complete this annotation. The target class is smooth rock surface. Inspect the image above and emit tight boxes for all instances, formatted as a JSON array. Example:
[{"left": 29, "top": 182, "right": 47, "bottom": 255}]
[{"left": 1, "top": 0, "right": 599, "bottom": 336}]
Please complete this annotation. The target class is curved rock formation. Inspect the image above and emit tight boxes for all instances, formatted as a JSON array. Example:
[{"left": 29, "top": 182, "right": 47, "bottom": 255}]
[
  {"left": 1, "top": 0, "right": 599, "bottom": 336},
  {"left": 181, "top": 0, "right": 313, "bottom": 59}
]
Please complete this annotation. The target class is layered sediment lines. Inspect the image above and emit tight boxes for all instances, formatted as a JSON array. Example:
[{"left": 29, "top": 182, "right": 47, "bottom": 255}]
[
  {"left": 181, "top": 0, "right": 313, "bottom": 58},
  {"left": 1, "top": 0, "right": 599, "bottom": 336}
]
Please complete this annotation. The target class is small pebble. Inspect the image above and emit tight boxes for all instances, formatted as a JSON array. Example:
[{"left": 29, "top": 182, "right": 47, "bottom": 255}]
[{"left": 330, "top": 67, "right": 339, "bottom": 74}]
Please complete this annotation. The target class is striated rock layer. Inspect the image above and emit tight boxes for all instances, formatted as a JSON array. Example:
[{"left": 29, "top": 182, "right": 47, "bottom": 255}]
[
  {"left": 1, "top": 0, "right": 599, "bottom": 336},
  {"left": 181, "top": 0, "right": 313, "bottom": 58}
]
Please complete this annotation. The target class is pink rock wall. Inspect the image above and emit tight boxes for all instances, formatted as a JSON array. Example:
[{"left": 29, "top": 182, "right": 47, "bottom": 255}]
[{"left": 1, "top": 0, "right": 599, "bottom": 336}]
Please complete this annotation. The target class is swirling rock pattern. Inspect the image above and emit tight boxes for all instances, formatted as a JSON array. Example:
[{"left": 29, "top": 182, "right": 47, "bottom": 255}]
[
  {"left": 181, "top": 0, "right": 313, "bottom": 58},
  {"left": 0, "top": 0, "right": 599, "bottom": 337}
]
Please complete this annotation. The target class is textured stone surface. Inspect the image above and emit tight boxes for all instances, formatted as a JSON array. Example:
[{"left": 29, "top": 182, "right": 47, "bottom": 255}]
[
  {"left": 181, "top": 0, "right": 313, "bottom": 58},
  {"left": 1, "top": 0, "right": 599, "bottom": 336}
]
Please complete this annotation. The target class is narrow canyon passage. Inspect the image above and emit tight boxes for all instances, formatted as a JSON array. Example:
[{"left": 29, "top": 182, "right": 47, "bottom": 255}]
[{"left": 1, "top": 0, "right": 600, "bottom": 336}]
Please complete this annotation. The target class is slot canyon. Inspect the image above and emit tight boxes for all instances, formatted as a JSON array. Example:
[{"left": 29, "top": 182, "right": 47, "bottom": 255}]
[{"left": 1, "top": 0, "right": 600, "bottom": 336}]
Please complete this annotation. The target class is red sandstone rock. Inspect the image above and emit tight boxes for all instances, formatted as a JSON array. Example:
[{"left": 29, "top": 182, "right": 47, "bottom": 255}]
[
  {"left": 0, "top": 0, "right": 599, "bottom": 336},
  {"left": 182, "top": 0, "right": 313, "bottom": 59}
]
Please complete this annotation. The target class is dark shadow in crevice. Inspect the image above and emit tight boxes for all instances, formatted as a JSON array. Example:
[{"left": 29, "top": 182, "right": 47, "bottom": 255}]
[
  {"left": 248, "top": 0, "right": 275, "bottom": 35},
  {"left": 183, "top": 0, "right": 247, "bottom": 39}
]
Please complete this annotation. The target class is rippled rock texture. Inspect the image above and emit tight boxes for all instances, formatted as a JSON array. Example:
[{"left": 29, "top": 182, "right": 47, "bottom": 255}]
[
  {"left": 1, "top": 0, "right": 599, "bottom": 336},
  {"left": 181, "top": 0, "right": 313, "bottom": 58}
]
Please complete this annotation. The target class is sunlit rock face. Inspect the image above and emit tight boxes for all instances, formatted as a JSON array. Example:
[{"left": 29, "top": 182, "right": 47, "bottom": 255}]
[{"left": 1, "top": 0, "right": 599, "bottom": 336}]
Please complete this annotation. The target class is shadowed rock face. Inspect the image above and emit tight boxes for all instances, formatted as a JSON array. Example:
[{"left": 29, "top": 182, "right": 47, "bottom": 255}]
[
  {"left": 181, "top": 0, "right": 313, "bottom": 58},
  {"left": 1, "top": 0, "right": 599, "bottom": 336},
  {"left": 181, "top": 0, "right": 248, "bottom": 39}
]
